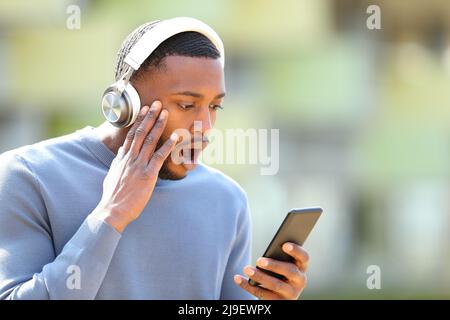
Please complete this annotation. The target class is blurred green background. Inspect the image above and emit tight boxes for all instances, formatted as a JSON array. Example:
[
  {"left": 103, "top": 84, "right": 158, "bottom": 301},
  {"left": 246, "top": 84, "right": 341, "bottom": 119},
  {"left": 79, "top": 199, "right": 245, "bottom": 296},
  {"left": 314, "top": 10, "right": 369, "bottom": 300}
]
[{"left": 1, "top": 0, "right": 450, "bottom": 299}]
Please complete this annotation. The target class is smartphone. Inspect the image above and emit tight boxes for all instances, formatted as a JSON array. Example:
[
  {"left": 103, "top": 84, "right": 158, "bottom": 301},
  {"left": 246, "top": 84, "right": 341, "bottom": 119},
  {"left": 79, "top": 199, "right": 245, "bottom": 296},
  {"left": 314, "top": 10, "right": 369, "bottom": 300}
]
[{"left": 248, "top": 207, "right": 323, "bottom": 286}]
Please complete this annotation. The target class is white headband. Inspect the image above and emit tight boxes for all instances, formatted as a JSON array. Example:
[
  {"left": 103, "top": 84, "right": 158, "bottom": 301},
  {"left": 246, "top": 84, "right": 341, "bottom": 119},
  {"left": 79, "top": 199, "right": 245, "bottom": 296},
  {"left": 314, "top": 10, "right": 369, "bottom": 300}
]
[{"left": 123, "top": 17, "right": 225, "bottom": 71}]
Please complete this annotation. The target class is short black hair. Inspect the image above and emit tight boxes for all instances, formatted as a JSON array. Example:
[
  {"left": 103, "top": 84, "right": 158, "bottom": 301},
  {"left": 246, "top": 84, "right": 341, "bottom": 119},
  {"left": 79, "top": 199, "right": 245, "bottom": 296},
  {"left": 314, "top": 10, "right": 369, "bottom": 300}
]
[{"left": 115, "top": 21, "right": 221, "bottom": 81}]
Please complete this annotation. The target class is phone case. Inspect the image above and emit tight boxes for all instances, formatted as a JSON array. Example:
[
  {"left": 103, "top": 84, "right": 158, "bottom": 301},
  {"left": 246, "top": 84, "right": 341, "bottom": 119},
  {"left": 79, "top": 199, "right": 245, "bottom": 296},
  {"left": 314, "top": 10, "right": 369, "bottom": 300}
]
[{"left": 248, "top": 207, "right": 322, "bottom": 286}]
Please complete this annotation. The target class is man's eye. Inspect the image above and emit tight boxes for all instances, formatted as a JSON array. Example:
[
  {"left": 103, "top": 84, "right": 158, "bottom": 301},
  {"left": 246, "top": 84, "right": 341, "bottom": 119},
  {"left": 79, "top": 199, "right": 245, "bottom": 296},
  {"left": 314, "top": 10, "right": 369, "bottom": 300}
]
[
  {"left": 210, "top": 104, "right": 223, "bottom": 111},
  {"left": 178, "top": 104, "right": 195, "bottom": 110}
]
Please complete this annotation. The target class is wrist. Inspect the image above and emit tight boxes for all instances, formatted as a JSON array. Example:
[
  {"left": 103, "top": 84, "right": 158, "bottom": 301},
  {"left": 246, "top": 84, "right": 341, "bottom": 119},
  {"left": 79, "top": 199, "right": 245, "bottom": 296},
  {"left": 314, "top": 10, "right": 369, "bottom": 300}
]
[{"left": 91, "top": 206, "right": 131, "bottom": 234}]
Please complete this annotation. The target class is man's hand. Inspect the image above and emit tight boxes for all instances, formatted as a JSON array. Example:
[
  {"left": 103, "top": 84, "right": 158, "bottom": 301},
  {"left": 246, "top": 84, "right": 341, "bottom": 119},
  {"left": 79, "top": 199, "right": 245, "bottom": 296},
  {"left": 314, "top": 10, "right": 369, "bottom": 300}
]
[
  {"left": 234, "top": 243, "right": 309, "bottom": 300},
  {"left": 92, "top": 100, "right": 178, "bottom": 233}
]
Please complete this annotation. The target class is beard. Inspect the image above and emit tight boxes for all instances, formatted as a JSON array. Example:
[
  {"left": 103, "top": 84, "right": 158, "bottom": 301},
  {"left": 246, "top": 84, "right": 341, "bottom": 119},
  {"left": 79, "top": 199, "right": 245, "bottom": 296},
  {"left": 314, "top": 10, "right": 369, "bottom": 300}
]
[{"left": 158, "top": 160, "right": 185, "bottom": 180}]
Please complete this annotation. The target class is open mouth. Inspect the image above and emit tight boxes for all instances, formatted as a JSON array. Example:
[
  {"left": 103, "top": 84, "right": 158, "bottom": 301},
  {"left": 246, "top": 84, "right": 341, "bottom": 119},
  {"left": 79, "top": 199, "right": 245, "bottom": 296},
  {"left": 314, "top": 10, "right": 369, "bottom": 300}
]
[
  {"left": 174, "top": 138, "right": 208, "bottom": 167},
  {"left": 180, "top": 148, "right": 196, "bottom": 163}
]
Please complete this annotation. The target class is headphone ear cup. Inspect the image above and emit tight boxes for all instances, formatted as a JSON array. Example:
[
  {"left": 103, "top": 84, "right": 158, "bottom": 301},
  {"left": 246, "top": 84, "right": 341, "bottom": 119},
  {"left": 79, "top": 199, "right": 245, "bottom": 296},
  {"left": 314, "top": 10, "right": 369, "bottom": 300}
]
[
  {"left": 101, "top": 81, "right": 141, "bottom": 128},
  {"left": 123, "top": 82, "right": 141, "bottom": 127}
]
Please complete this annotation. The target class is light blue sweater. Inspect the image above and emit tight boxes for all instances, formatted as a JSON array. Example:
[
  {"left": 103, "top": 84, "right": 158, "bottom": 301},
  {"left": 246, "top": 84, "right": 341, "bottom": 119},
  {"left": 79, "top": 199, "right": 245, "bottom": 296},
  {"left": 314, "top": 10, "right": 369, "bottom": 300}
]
[{"left": 0, "top": 126, "right": 253, "bottom": 300}]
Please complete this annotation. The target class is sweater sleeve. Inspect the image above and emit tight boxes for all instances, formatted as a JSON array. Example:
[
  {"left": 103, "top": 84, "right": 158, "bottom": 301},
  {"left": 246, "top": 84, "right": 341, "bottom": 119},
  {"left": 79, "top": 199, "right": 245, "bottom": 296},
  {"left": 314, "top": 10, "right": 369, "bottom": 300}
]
[
  {"left": 220, "top": 196, "right": 256, "bottom": 300},
  {"left": 0, "top": 152, "right": 121, "bottom": 300}
]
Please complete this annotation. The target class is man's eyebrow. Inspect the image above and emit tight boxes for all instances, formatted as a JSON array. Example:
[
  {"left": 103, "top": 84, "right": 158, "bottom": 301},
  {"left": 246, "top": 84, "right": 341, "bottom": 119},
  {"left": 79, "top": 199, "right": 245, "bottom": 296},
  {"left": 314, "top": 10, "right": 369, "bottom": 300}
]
[{"left": 171, "top": 91, "right": 226, "bottom": 99}]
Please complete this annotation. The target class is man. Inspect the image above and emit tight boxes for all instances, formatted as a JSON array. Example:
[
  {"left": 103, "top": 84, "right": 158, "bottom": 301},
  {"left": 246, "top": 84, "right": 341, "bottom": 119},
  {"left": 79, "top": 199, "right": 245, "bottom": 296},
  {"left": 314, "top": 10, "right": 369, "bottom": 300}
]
[{"left": 0, "top": 18, "right": 309, "bottom": 299}]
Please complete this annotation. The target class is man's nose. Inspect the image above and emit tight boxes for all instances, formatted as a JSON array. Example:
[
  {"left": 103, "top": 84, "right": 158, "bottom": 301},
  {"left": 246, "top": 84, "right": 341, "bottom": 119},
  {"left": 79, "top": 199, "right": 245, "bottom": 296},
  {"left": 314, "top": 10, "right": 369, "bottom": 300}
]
[{"left": 196, "top": 107, "right": 213, "bottom": 133}]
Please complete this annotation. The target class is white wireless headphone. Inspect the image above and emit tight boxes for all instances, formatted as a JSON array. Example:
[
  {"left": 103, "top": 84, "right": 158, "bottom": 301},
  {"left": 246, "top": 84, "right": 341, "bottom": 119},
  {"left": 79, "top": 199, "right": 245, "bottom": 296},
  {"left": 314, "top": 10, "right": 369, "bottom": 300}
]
[{"left": 101, "top": 17, "right": 225, "bottom": 128}]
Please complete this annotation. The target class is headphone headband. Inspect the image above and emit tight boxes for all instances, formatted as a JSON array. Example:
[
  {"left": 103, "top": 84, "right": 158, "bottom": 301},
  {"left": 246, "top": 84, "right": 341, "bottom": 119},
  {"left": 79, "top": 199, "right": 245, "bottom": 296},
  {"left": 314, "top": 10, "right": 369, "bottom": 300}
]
[{"left": 123, "top": 17, "right": 225, "bottom": 71}]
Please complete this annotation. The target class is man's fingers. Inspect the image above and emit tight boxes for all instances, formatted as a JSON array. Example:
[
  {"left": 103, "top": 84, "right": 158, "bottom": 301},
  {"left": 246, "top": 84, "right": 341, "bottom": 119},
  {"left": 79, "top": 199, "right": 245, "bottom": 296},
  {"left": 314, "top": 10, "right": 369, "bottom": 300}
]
[
  {"left": 233, "top": 275, "right": 281, "bottom": 300},
  {"left": 282, "top": 243, "right": 310, "bottom": 271},
  {"left": 147, "top": 132, "right": 179, "bottom": 172},
  {"left": 129, "top": 101, "right": 162, "bottom": 158},
  {"left": 138, "top": 109, "right": 168, "bottom": 162},
  {"left": 123, "top": 105, "right": 149, "bottom": 154},
  {"left": 256, "top": 257, "right": 306, "bottom": 287},
  {"left": 243, "top": 266, "right": 296, "bottom": 299}
]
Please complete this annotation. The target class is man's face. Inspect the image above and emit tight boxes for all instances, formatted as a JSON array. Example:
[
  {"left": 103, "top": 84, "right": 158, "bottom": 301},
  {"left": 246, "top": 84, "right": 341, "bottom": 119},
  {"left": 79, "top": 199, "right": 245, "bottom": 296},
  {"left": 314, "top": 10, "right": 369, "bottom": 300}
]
[{"left": 132, "top": 55, "right": 225, "bottom": 180}]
